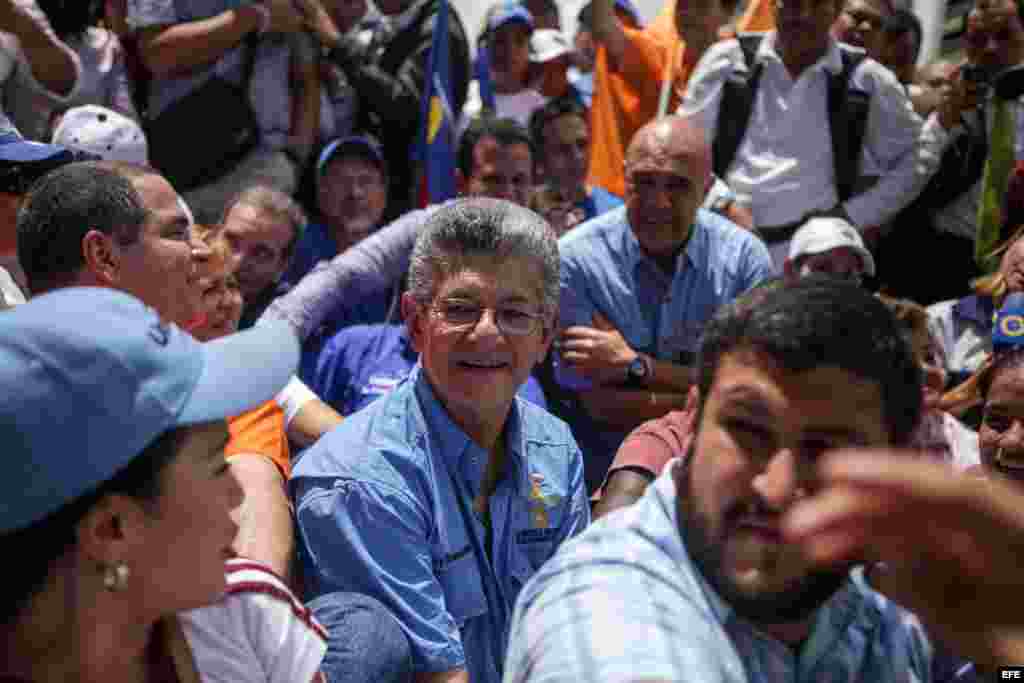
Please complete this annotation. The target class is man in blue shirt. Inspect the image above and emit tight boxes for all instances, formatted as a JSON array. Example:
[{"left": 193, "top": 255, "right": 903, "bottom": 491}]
[
  {"left": 283, "top": 134, "right": 390, "bottom": 290},
  {"left": 554, "top": 115, "right": 773, "bottom": 492},
  {"left": 292, "top": 198, "right": 590, "bottom": 683},
  {"left": 303, "top": 321, "right": 548, "bottom": 415},
  {"left": 505, "top": 277, "right": 935, "bottom": 682}
]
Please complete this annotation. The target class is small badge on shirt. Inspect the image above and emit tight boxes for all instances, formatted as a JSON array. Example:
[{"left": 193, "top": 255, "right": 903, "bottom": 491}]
[
  {"left": 528, "top": 474, "right": 561, "bottom": 529},
  {"left": 363, "top": 375, "right": 401, "bottom": 396}
]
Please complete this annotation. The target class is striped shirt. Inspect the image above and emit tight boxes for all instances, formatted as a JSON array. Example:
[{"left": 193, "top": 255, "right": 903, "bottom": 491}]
[
  {"left": 179, "top": 558, "right": 328, "bottom": 683},
  {"left": 503, "top": 459, "right": 934, "bottom": 683}
]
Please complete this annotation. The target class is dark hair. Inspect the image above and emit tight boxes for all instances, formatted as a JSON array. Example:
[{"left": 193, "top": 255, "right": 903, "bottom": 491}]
[
  {"left": 529, "top": 95, "right": 587, "bottom": 151},
  {"left": 36, "top": 0, "right": 103, "bottom": 39},
  {"left": 883, "top": 9, "right": 924, "bottom": 64},
  {"left": 0, "top": 427, "right": 187, "bottom": 625},
  {"left": 16, "top": 161, "right": 149, "bottom": 295},
  {"left": 457, "top": 114, "right": 535, "bottom": 178},
  {"left": 696, "top": 276, "right": 922, "bottom": 445}
]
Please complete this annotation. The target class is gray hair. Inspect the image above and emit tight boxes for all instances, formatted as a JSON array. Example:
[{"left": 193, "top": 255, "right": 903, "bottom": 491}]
[{"left": 407, "top": 198, "right": 559, "bottom": 318}]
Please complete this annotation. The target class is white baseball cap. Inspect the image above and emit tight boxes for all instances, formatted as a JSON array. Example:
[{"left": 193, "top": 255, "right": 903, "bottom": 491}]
[
  {"left": 787, "top": 216, "right": 875, "bottom": 277},
  {"left": 530, "top": 29, "right": 571, "bottom": 63},
  {"left": 52, "top": 105, "right": 149, "bottom": 166}
]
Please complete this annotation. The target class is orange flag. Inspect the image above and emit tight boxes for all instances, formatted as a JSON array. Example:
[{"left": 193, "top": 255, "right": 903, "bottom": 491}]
[{"left": 650, "top": 0, "right": 776, "bottom": 37}]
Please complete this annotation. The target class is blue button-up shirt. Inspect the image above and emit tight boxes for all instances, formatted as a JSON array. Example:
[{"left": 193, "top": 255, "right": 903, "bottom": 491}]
[
  {"left": 504, "top": 459, "right": 934, "bottom": 683},
  {"left": 303, "top": 322, "right": 548, "bottom": 415},
  {"left": 292, "top": 366, "right": 590, "bottom": 682},
  {"left": 554, "top": 206, "right": 773, "bottom": 486}
]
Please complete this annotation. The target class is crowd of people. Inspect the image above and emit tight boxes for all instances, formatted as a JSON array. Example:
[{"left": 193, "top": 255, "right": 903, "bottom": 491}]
[{"left": 7, "top": 0, "right": 1024, "bottom": 680}]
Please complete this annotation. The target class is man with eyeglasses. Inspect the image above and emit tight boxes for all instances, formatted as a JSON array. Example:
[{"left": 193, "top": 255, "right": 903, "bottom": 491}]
[
  {"left": 291, "top": 197, "right": 590, "bottom": 683},
  {"left": 783, "top": 216, "right": 875, "bottom": 285}
]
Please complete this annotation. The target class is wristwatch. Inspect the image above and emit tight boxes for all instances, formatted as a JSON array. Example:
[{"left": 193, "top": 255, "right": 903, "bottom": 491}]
[{"left": 626, "top": 354, "right": 650, "bottom": 386}]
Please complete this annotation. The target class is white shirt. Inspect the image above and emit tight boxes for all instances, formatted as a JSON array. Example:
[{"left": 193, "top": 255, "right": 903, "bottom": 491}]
[
  {"left": 680, "top": 33, "right": 948, "bottom": 234},
  {"left": 180, "top": 558, "right": 327, "bottom": 683},
  {"left": 459, "top": 82, "right": 546, "bottom": 133}
]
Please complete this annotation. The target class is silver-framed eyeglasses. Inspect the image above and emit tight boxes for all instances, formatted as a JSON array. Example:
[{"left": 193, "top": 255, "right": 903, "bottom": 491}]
[{"left": 430, "top": 299, "right": 544, "bottom": 337}]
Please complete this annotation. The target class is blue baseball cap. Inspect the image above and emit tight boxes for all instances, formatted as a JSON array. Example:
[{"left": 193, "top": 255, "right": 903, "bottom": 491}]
[
  {"left": 1, "top": 287, "right": 299, "bottom": 534},
  {"left": 0, "top": 130, "right": 68, "bottom": 164},
  {"left": 316, "top": 134, "right": 387, "bottom": 178},
  {"left": 993, "top": 292, "right": 1024, "bottom": 354},
  {"left": 487, "top": 2, "right": 534, "bottom": 34}
]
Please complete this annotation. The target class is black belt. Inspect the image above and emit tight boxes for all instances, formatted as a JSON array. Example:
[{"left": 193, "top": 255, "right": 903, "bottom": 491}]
[{"left": 756, "top": 220, "right": 803, "bottom": 245}]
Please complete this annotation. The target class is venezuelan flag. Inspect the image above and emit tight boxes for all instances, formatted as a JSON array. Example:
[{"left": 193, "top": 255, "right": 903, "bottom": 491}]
[{"left": 416, "top": 0, "right": 458, "bottom": 207}]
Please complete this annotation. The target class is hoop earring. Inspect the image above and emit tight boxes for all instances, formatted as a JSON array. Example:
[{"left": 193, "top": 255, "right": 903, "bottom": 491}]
[{"left": 103, "top": 562, "right": 130, "bottom": 592}]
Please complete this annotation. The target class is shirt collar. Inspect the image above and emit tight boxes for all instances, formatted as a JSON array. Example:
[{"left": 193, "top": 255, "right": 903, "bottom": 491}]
[
  {"left": 412, "top": 364, "right": 532, "bottom": 497},
  {"left": 758, "top": 32, "right": 846, "bottom": 76},
  {"left": 623, "top": 210, "right": 708, "bottom": 277}
]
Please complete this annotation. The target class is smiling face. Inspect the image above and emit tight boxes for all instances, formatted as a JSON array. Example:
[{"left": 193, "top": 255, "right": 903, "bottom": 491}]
[
  {"left": 403, "top": 254, "right": 553, "bottom": 440},
  {"left": 114, "top": 174, "right": 204, "bottom": 328},
  {"left": 980, "top": 358, "right": 1024, "bottom": 482},
  {"left": 624, "top": 118, "right": 708, "bottom": 258},
  {"left": 678, "top": 349, "right": 890, "bottom": 624}
]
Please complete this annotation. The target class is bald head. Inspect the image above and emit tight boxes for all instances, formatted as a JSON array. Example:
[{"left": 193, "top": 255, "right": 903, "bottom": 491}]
[
  {"left": 626, "top": 116, "right": 711, "bottom": 181},
  {"left": 623, "top": 116, "right": 710, "bottom": 257}
]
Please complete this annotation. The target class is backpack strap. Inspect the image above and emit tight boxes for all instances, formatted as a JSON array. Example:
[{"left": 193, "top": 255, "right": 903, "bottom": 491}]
[
  {"left": 711, "top": 34, "right": 764, "bottom": 180},
  {"left": 828, "top": 47, "right": 870, "bottom": 202}
]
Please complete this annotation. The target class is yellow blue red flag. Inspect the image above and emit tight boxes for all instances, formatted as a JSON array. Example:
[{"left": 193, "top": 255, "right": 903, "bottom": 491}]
[{"left": 417, "top": 0, "right": 457, "bottom": 207}]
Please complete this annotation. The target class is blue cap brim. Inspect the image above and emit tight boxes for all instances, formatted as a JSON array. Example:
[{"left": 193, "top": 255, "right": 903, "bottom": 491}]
[
  {"left": 178, "top": 321, "right": 299, "bottom": 425},
  {"left": 0, "top": 132, "right": 68, "bottom": 163}
]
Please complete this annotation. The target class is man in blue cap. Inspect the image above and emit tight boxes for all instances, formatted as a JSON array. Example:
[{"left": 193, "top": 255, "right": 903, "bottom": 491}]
[{"left": 283, "top": 134, "right": 390, "bottom": 289}]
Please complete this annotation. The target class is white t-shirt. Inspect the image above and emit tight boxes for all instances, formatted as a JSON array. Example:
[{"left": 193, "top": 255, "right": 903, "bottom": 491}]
[
  {"left": 459, "top": 81, "right": 547, "bottom": 133},
  {"left": 180, "top": 558, "right": 327, "bottom": 683}
]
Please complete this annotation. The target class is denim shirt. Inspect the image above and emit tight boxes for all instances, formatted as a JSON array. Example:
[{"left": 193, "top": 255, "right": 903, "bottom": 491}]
[
  {"left": 554, "top": 207, "right": 773, "bottom": 486},
  {"left": 292, "top": 365, "right": 590, "bottom": 682},
  {"left": 504, "top": 459, "right": 933, "bottom": 683}
]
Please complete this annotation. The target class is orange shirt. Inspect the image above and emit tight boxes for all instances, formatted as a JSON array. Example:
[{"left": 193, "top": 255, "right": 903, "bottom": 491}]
[
  {"left": 226, "top": 400, "right": 291, "bottom": 479},
  {"left": 586, "top": 26, "right": 695, "bottom": 198}
]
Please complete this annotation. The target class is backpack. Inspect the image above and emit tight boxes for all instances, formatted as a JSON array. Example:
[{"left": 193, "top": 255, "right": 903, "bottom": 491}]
[{"left": 712, "top": 34, "right": 871, "bottom": 205}]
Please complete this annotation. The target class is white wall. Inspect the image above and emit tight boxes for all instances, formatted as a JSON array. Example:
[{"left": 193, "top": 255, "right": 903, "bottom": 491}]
[{"left": 450, "top": 0, "right": 666, "bottom": 52}]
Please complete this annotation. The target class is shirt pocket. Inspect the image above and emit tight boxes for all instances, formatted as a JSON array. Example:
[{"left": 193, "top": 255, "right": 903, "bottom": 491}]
[{"left": 434, "top": 547, "right": 488, "bottom": 627}]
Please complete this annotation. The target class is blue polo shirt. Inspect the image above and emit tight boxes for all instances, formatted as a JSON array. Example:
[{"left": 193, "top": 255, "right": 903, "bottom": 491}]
[
  {"left": 555, "top": 206, "right": 773, "bottom": 490},
  {"left": 291, "top": 366, "right": 590, "bottom": 683},
  {"left": 303, "top": 323, "right": 548, "bottom": 415}
]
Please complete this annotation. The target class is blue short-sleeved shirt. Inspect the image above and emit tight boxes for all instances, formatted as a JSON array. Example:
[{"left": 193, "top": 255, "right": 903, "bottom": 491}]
[
  {"left": 504, "top": 459, "right": 934, "bottom": 683},
  {"left": 291, "top": 366, "right": 590, "bottom": 682},
  {"left": 555, "top": 206, "right": 774, "bottom": 486},
  {"left": 303, "top": 322, "right": 547, "bottom": 415}
]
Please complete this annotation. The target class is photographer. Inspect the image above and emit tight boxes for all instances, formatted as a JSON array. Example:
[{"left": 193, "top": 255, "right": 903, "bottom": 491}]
[{"left": 876, "top": 0, "right": 1023, "bottom": 303}]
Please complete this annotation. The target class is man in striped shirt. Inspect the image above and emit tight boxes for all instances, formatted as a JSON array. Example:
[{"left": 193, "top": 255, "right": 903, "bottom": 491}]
[{"left": 504, "top": 277, "right": 937, "bottom": 683}]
